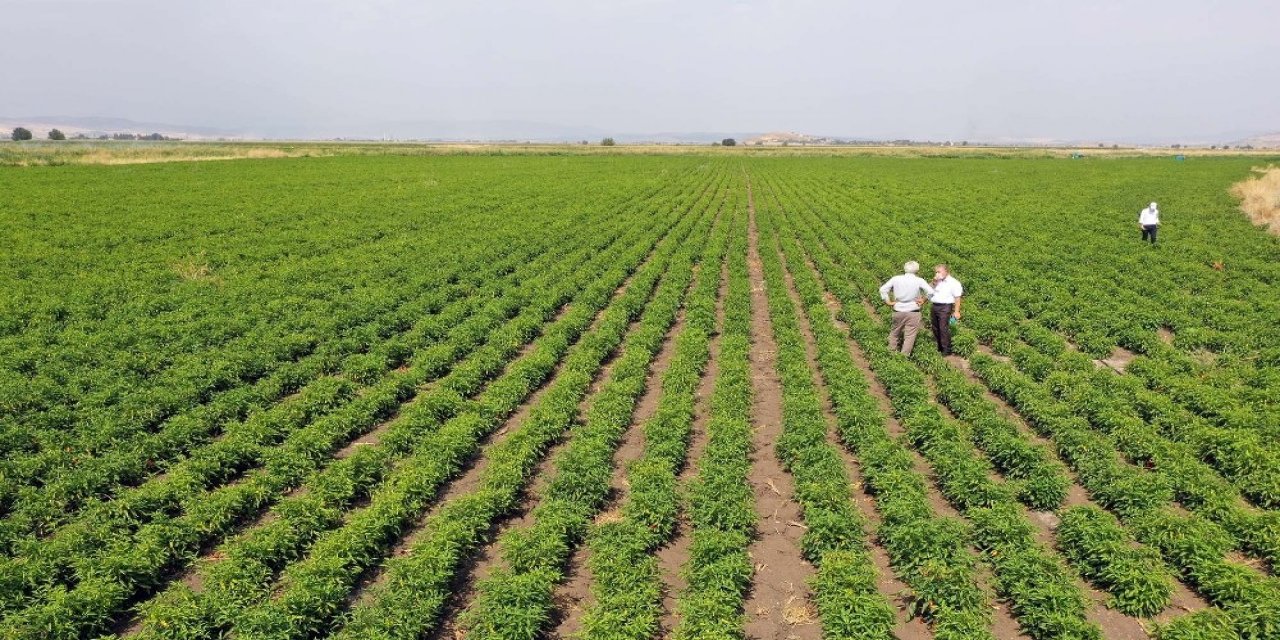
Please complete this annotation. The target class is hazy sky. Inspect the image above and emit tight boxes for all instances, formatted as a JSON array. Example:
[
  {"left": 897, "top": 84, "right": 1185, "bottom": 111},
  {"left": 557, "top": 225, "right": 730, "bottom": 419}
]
[{"left": 4, "top": 0, "right": 1278, "bottom": 140}]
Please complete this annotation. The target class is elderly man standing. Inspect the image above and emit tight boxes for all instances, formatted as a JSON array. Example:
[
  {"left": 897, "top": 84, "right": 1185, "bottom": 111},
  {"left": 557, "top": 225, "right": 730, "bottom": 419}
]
[
  {"left": 879, "top": 261, "right": 935, "bottom": 355},
  {"left": 929, "top": 264, "right": 963, "bottom": 356}
]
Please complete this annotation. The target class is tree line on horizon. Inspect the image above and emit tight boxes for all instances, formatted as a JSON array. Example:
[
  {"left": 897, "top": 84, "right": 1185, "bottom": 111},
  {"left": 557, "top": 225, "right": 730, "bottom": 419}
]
[{"left": 9, "top": 127, "right": 178, "bottom": 142}]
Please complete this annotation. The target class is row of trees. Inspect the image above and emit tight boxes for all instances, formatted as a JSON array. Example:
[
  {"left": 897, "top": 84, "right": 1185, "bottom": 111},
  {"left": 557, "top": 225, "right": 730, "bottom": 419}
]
[{"left": 10, "top": 127, "right": 175, "bottom": 141}]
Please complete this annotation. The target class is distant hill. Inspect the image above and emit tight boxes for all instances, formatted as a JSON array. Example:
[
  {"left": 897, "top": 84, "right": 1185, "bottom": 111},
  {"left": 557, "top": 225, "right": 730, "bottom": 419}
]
[{"left": 1230, "top": 132, "right": 1280, "bottom": 148}]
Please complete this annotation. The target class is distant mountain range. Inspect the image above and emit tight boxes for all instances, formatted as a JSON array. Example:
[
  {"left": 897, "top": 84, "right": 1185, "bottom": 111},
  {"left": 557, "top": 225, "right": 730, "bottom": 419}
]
[{"left": 2, "top": 116, "right": 1276, "bottom": 148}]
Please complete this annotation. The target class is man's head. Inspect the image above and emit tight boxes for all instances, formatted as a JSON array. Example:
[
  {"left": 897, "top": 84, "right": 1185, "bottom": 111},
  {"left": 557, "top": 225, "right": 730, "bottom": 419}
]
[
  {"left": 1150, "top": 202, "right": 1158, "bottom": 210},
  {"left": 934, "top": 263, "right": 949, "bottom": 280},
  {"left": 904, "top": 261, "right": 920, "bottom": 275}
]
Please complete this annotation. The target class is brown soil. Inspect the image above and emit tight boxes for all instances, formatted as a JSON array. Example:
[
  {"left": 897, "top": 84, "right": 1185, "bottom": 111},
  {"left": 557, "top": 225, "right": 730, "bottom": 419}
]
[
  {"left": 1097, "top": 346, "right": 1137, "bottom": 374},
  {"left": 334, "top": 425, "right": 389, "bottom": 459},
  {"left": 975, "top": 344, "right": 1012, "bottom": 364},
  {"left": 1154, "top": 582, "right": 1212, "bottom": 625},
  {"left": 743, "top": 184, "right": 821, "bottom": 640},
  {"left": 1156, "top": 328, "right": 1175, "bottom": 345},
  {"left": 657, "top": 258, "right": 728, "bottom": 634}
]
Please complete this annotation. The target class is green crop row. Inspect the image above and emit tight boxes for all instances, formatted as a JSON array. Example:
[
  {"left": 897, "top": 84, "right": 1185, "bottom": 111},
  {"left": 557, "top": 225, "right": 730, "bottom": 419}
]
[
  {"left": 770, "top": 194, "right": 1112, "bottom": 639},
  {"left": 783, "top": 172, "right": 1213, "bottom": 627},
  {"left": 754, "top": 205, "right": 898, "bottom": 639},
  {"left": 973, "top": 357, "right": 1280, "bottom": 639},
  {"left": 756, "top": 160, "right": 1280, "bottom": 450},
  {"left": 0, "top": 168, "right": 614, "bottom": 474},
  {"left": 0, "top": 218, "right": 602, "bottom": 552},
  {"left": 326, "top": 178, "right": 724, "bottom": 640},
  {"left": 985, "top": 334, "right": 1280, "bottom": 571},
  {"left": 746, "top": 194, "right": 993, "bottom": 640},
  {"left": 122, "top": 196, "right": 696, "bottom": 640},
  {"left": 782, "top": 170, "right": 1280, "bottom": 618},
  {"left": 0, "top": 164, "right": 694, "bottom": 540},
  {"left": 459, "top": 189, "right": 725, "bottom": 640},
  {"left": 215, "top": 191, "right": 710, "bottom": 640},
  {"left": 777, "top": 181, "right": 1184, "bottom": 622},
  {"left": 964, "top": 301, "right": 1280, "bottom": 516},
  {"left": 576, "top": 196, "right": 732, "bottom": 640},
  {"left": 670, "top": 191, "right": 754, "bottom": 640},
  {"left": 762, "top": 166, "right": 1274, "bottom": 586},
  {"left": 0, "top": 157, "right": 677, "bottom": 443},
  {"left": 0, "top": 191, "right": 666, "bottom": 625},
  {"left": 0, "top": 176, "right": 714, "bottom": 639}
]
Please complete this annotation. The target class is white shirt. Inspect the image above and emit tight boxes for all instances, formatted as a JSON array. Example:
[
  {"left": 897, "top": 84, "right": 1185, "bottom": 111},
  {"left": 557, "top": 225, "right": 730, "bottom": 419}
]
[
  {"left": 1139, "top": 206, "right": 1160, "bottom": 226},
  {"left": 879, "top": 274, "right": 935, "bottom": 312},
  {"left": 931, "top": 275, "right": 964, "bottom": 304}
]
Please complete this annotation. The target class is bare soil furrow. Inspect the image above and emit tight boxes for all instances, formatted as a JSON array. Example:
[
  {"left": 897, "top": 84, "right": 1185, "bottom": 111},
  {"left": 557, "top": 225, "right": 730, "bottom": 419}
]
[{"left": 743, "top": 185, "right": 820, "bottom": 640}]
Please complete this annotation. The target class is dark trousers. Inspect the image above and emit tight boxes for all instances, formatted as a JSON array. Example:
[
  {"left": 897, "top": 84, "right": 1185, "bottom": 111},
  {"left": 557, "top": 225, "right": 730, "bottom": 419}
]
[
  {"left": 931, "top": 303, "right": 954, "bottom": 355},
  {"left": 1141, "top": 224, "right": 1158, "bottom": 244}
]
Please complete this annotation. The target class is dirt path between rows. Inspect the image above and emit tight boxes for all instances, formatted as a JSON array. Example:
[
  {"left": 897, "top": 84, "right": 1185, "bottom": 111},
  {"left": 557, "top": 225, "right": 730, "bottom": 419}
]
[{"left": 743, "top": 183, "right": 821, "bottom": 640}]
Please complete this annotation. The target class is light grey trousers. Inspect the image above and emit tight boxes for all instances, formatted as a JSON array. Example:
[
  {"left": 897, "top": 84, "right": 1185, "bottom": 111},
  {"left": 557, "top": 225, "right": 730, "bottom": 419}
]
[{"left": 889, "top": 310, "right": 922, "bottom": 355}]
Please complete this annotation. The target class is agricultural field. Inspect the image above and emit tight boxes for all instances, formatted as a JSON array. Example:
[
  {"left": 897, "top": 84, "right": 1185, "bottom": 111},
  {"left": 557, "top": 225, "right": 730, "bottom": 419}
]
[{"left": 2, "top": 151, "right": 1280, "bottom": 640}]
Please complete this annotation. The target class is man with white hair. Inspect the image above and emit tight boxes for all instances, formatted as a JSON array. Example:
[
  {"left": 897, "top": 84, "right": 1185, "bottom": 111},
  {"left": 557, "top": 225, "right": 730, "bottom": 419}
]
[
  {"left": 879, "top": 261, "right": 935, "bottom": 355},
  {"left": 1139, "top": 202, "right": 1160, "bottom": 245}
]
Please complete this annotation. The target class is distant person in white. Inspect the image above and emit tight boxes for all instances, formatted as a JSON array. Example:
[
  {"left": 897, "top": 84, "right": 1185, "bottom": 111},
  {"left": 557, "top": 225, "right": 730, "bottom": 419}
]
[
  {"left": 879, "top": 261, "right": 935, "bottom": 355},
  {"left": 929, "top": 264, "right": 963, "bottom": 356},
  {"left": 1138, "top": 202, "right": 1160, "bottom": 245}
]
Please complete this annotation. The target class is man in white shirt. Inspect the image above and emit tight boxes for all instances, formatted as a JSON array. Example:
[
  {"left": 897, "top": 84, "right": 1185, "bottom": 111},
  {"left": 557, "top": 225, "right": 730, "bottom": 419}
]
[
  {"left": 879, "top": 261, "right": 935, "bottom": 355},
  {"left": 1138, "top": 202, "right": 1160, "bottom": 245},
  {"left": 929, "top": 264, "right": 964, "bottom": 356}
]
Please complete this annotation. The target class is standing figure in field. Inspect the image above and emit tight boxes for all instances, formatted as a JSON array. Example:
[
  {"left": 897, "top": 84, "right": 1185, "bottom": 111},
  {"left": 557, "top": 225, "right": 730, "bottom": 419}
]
[
  {"left": 1139, "top": 201, "right": 1160, "bottom": 245},
  {"left": 879, "top": 261, "right": 935, "bottom": 356},
  {"left": 929, "top": 264, "right": 963, "bottom": 356}
]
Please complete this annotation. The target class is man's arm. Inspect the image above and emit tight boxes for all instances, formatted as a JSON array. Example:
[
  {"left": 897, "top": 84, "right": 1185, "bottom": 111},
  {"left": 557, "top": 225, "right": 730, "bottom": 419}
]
[
  {"left": 879, "top": 278, "right": 895, "bottom": 306},
  {"left": 912, "top": 279, "right": 934, "bottom": 306},
  {"left": 953, "top": 296, "right": 962, "bottom": 318}
]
